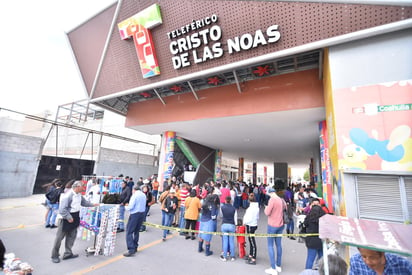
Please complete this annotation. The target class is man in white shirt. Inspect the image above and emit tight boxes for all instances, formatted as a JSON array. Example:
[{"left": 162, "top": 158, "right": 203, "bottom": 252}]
[{"left": 51, "top": 181, "right": 98, "bottom": 263}]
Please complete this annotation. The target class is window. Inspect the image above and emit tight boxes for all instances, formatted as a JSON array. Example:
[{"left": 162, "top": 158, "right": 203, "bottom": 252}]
[{"left": 354, "top": 174, "right": 411, "bottom": 223}]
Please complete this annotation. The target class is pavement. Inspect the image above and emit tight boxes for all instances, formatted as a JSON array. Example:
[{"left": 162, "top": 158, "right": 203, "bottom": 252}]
[{"left": 0, "top": 195, "right": 308, "bottom": 275}]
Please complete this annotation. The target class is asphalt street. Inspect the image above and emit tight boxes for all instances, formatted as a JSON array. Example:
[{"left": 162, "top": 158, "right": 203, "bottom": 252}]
[{"left": 0, "top": 195, "right": 308, "bottom": 275}]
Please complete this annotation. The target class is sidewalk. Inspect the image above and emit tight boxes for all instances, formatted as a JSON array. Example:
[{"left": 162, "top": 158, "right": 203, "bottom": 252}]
[{"left": 0, "top": 195, "right": 308, "bottom": 275}]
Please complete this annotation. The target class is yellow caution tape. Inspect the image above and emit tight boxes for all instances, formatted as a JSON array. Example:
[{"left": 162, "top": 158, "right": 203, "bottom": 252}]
[{"left": 143, "top": 222, "right": 318, "bottom": 238}]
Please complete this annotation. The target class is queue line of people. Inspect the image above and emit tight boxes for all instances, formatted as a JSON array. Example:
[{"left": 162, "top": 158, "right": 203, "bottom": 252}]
[{"left": 43, "top": 176, "right": 412, "bottom": 275}]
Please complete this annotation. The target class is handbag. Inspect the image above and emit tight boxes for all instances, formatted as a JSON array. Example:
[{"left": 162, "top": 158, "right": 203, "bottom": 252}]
[{"left": 282, "top": 200, "right": 290, "bottom": 225}]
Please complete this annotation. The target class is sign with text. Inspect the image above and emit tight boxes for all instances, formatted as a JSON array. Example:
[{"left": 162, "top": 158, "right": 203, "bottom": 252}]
[
  {"left": 168, "top": 14, "right": 281, "bottom": 69},
  {"left": 319, "top": 215, "right": 412, "bottom": 256}
]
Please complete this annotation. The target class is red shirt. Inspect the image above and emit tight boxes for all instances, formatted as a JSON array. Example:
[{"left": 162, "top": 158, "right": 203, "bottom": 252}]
[{"left": 220, "top": 187, "right": 231, "bottom": 203}]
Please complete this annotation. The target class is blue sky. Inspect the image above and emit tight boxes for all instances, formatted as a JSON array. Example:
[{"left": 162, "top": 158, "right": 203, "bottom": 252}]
[{"left": 0, "top": 0, "right": 116, "bottom": 116}]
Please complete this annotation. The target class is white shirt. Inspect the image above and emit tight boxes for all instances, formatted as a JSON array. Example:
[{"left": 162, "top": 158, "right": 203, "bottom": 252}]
[
  {"left": 88, "top": 184, "right": 101, "bottom": 204},
  {"left": 243, "top": 202, "right": 260, "bottom": 226},
  {"left": 70, "top": 190, "right": 82, "bottom": 213}
]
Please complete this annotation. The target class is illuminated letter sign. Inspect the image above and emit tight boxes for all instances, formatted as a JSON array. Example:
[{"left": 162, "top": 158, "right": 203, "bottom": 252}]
[{"left": 118, "top": 4, "right": 162, "bottom": 78}]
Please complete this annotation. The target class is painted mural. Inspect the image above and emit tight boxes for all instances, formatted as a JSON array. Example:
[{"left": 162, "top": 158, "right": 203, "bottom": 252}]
[{"left": 335, "top": 80, "right": 412, "bottom": 172}]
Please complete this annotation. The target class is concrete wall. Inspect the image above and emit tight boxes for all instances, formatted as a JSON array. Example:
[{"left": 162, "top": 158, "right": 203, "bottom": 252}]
[
  {"left": 0, "top": 131, "right": 43, "bottom": 198},
  {"left": 94, "top": 147, "right": 158, "bottom": 180},
  {"left": 329, "top": 28, "right": 412, "bottom": 89}
]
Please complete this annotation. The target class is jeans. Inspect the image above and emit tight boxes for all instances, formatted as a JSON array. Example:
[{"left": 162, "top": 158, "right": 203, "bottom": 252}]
[
  {"left": 234, "top": 196, "right": 241, "bottom": 209},
  {"left": 46, "top": 202, "right": 59, "bottom": 226},
  {"left": 118, "top": 205, "right": 126, "bottom": 230},
  {"left": 221, "top": 223, "right": 236, "bottom": 257},
  {"left": 305, "top": 248, "right": 323, "bottom": 269},
  {"left": 163, "top": 212, "right": 174, "bottom": 238},
  {"left": 152, "top": 190, "right": 158, "bottom": 203},
  {"left": 286, "top": 219, "right": 295, "bottom": 233},
  {"left": 126, "top": 212, "right": 145, "bottom": 253},
  {"left": 179, "top": 206, "right": 186, "bottom": 234},
  {"left": 140, "top": 205, "right": 150, "bottom": 231},
  {"left": 267, "top": 224, "right": 285, "bottom": 268}
]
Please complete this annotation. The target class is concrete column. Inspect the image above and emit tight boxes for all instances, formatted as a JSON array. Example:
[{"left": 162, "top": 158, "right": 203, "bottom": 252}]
[
  {"left": 263, "top": 166, "right": 267, "bottom": 185},
  {"left": 238, "top": 157, "right": 244, "bottom": 182},
  {"left": 252, "top": 162, "right": 257, "bottom": 185},
  {"left": 273, "top": 162, "right": 288, "bottom": 190},
  {"left": 214, "top": 149, "right": 222, "bottom": 182}
]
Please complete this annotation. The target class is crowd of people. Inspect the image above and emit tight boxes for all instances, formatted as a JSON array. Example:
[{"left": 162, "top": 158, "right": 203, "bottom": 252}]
[{"left": 38, "top": 175, "right": 412, "bottom": 275}]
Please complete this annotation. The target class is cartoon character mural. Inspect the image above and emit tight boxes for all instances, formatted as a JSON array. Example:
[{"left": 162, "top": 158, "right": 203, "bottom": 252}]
[
  {"left": 336, "top": 80, "right": 412, "bottom": 172},
  {"left": 341, "top": 126, "right": 412, "bottom": 171}
]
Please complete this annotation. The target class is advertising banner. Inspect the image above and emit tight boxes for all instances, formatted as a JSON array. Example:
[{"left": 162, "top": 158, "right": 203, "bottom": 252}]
[
  {"left": 158, "top": 131, "right": 176, "bottom": 187},
  {"left": 319, "top": 120, "right": 333, "bottom": 212},
  {"left": 175, "top": 136, "right": 200, "bottom": 168},
  {"left": 334, "top": 80, "right": 412, "bottom": 172},
  {"left": 214, "top": 149, "right": 222, "bottom": 182},
  {"left": 319, "top": 215, "right": 412, "bottom": 256}
]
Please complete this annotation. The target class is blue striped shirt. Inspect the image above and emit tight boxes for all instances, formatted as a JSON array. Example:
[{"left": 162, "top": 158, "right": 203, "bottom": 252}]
[{"left": 349, "top": 253, "right": 412, "bottom": 275}]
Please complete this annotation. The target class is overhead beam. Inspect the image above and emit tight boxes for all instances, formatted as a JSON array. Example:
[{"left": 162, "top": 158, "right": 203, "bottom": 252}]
[
  {"left": 153, "top": 88, "right": 166, "bottom": 106},
  {"left": 187, "top": 81, "right": 199, "bottom": 101},
  {"left": 233, "top": 70, "right": 242, "bottom": 93}
]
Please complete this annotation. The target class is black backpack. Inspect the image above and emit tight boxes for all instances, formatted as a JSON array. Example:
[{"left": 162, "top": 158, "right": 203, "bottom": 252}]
[{"left": 46, "top": 188, "right": 62, "bottom": 204}]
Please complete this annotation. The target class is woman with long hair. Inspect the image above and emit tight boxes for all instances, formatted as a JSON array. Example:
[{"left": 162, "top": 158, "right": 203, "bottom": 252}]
[
  {"left": 198, "top": 189, "right": 219, "bottom": 256},
  {"left": 303, "top": 204, "right": 326, "bottom": 269}
]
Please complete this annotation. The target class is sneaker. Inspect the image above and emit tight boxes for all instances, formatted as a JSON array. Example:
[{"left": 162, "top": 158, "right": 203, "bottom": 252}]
[
  {"left": 162, "top": 237, "right": 166, "bottom": 242},
  {"left": 247, "top": 259, "right": 256, "bottom": 265},
  {"left": 45, "top": 224, "right": 51, "bottom": 228},
  {"left": 62, "top": 254, "right": 78, "bottom": 260},
  {"left": 50, "top": 225, "right": 58, "bottom": 229},
  {"left": 51, "top": 257, "right": 60, "bottom": 263},
  {"left": 220, "top": 255, "right": 227, "bottom": 262},
  {"left": 276, "top": 266, "right": 282, "bottom": 272},
  {"left": 123, "top": 251, "right": 135, "bottom": 257},
  {"left": 265, "top": 268, "right": 278, "bottom": 275},
  {"left": 230, "top": 257, "right": 236, "bottom": 261}
]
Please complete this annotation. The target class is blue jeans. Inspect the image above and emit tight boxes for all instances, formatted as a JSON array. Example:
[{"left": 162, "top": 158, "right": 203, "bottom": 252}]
[
  {"left": 118, "top": 205, "right": 125, "bottom": 230},
  {"left": 140, "top": 206, "right": 150, "bottom": 231},
  {"left": 179, "top": 206, "right": 186, "bottom": 234},
  {"left": 163, "top": 212, "right": 174, "bottom": 238},
  {"left": 286, "top": 219, "right": 294, "bottom": 233},
  {"left": 305, "top": 248, "right": 323, "bottom": 269},
  {"left": 46, "top": 202, "right": 59, "bottom": 226},
  {"left": 221, "top": 223, "right": 236, "bottom": 257},
  {"left": 267, "top": 224, "right": 284, "bottom": 268},
  {"left": 126, "top": 212, "right": 145, "bottom": 253},
  {"left": 152, "top": 190, "right": 158, "bottom": 203}
]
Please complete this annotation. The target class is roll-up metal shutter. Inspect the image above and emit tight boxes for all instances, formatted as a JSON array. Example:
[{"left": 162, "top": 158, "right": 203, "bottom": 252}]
[
  {"left": 356, "top": 175, "right": 403, "bottom": 222},
  {"left": 404, "top": 177, "right": 412, "bottom": 222}
]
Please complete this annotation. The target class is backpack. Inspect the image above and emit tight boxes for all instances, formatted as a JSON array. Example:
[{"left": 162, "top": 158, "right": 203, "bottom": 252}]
[
  {"left": 282, "top": 199, "right": 291, "bottom": 225},
  {"left": 46, "top": 188, "right": 62, "bottom": 204}
]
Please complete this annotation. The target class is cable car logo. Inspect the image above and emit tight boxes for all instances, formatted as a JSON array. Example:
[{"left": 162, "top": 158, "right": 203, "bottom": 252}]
[{"left": 118, "top": 4, "right": 162, "bottom": 78}]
